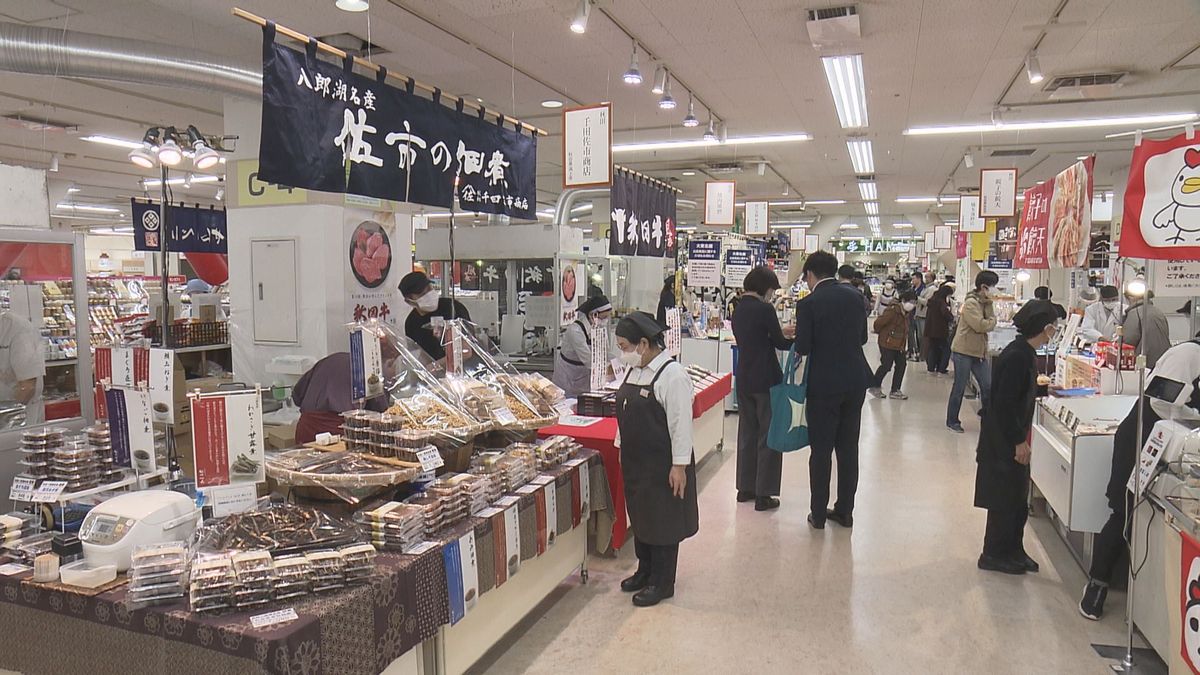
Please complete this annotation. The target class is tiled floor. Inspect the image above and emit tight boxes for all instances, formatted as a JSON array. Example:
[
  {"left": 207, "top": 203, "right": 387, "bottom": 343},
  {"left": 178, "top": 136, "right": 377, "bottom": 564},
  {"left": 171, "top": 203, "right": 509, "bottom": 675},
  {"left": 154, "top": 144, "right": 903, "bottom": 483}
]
[{"left": 478, "top": 354, "right": 1138, "bottom": 674}]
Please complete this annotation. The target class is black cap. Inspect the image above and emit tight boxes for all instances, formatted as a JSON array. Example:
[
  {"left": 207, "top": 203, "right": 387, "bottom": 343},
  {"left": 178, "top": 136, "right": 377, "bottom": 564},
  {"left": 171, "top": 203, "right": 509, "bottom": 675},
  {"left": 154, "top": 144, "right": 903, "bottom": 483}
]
[
  {"left": 1100, "top": 285, "right": 1119, "bottom": 300},
  {"left": 615, "top": 311, "right": 665, "bottom": 343},
  {"left": 399, "top": 271, "right": 431, "bottom": 298},
  {"left": 579, "top": 294, "right": 612, "bottom": 316},
  {"left": 1013, "top": 299, "right": 1060, "bottom": 337}
]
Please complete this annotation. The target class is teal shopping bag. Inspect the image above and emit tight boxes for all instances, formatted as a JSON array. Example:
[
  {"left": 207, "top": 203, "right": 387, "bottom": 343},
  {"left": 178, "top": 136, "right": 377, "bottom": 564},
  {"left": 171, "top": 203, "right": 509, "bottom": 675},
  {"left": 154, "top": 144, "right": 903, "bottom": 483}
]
[{"left": 767, "top": 346, "right": 810, "bottom": 452}]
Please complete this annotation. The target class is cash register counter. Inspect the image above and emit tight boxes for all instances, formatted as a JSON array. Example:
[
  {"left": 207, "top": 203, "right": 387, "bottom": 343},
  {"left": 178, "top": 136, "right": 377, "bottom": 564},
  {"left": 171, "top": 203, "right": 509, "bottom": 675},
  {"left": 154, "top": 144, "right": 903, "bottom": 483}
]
[{"left": 537, "top": 373, "right": 732, "bottom": 552}]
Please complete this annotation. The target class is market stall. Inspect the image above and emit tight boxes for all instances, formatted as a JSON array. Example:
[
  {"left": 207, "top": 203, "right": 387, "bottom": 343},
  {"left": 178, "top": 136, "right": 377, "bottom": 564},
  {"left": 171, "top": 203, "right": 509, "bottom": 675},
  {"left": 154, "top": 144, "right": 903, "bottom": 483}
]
[{"left": 536, "top": 370, "right": 731, "bottom": 552}]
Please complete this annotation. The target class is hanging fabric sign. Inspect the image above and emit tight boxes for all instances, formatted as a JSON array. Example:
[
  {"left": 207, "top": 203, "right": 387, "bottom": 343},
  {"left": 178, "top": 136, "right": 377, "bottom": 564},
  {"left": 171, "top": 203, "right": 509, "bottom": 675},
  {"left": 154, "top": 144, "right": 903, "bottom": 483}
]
[
  {"left": 131, "top": 200, "right": 227, "bottom": 254},
  {"left": 1015, "top": 156, "right": 1095, "bottom": 269},
  {"left": 608, "top": 170, "right": 677, "bottom": 257},
  {"left": 258, "top": 26, "right": 537, "bottom": 220},
  {"left": 1120, "top": 132, "right": 1200, "bottom": 260}
]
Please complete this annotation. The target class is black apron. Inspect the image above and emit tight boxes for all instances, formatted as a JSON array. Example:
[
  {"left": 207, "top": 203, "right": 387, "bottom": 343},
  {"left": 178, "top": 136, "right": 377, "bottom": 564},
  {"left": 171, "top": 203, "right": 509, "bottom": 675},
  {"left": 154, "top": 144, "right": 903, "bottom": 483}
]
[{"left": 616, "top": 361, "right": 699, "bottom": 546}]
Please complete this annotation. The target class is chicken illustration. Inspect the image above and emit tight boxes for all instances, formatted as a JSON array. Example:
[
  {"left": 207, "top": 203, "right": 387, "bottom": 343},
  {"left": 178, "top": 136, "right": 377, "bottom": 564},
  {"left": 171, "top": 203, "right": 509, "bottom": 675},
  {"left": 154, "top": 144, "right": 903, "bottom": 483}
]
[{"left": 1153, "top": 148, "right": 1200, "bottom": 243}]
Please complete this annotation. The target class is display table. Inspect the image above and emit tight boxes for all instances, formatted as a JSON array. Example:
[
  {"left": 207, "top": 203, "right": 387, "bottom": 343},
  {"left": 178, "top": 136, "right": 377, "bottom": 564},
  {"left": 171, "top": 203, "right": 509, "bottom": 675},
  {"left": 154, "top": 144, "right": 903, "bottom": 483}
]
[
  {"left": 681, "top": 337, "right": 736, "bottom": 411},
  {"left": 537, "top": 373, "right": 731, "bottom": 552},
  {"left": 0, "top": 452, "right": 602, "bottom": 675}
]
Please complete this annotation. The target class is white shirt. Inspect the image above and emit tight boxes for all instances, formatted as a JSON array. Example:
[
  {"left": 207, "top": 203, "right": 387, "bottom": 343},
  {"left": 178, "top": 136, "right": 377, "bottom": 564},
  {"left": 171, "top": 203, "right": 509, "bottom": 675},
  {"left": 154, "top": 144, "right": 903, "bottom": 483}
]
[
  {"left": 613, "top": 351, "right": 694, "bottom": 465},
  {"left": 0, "top": 312, "right": 44, "bottom": 424},
  {"left": 1080, "top": 301, "right": 1123, "bottom": 343}
]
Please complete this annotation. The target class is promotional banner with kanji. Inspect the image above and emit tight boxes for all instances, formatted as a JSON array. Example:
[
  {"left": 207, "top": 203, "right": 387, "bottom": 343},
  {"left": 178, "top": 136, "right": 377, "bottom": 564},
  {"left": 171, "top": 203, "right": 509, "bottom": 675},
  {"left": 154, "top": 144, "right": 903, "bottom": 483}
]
[
  {"left": 131, "top": 200, "right": 227, "bottom": 254},
  {"left": 1013, "top": 157, "right": 1094, "bottom": 269},
  {"left": 1180, "top": 530, "right": 1200, "bottom": 674},
  {"left": 1119, "top": 132, "right": 1200, "bottom": 260},
  {"left": 608, "top": 170, "right": 677, "bottom": 258},
  {"left": 259, "top": 24, "right": 537, "bottom": 220}
]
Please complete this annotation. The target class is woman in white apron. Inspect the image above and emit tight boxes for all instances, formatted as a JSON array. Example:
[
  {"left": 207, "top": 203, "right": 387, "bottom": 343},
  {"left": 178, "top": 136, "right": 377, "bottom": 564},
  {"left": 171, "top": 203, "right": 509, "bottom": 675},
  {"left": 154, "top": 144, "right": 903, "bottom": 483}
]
[
  {"left": 613, "top": 312, "right": 699, "bottom": 607},
  {"left": 551, "top": 295, "right": 612, "bottom": 398}
]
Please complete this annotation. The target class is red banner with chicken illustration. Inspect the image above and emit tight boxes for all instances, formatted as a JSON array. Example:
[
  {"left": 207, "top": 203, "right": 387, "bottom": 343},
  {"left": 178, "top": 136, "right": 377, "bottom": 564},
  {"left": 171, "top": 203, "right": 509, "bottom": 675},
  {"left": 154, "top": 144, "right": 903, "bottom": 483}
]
[
  {"left": 1120, "top": 132, "right": 1200, "bottom": 260},
  {"left": 1014, "top": 156, "right": 1094, "bottom": 269},
  {"left": 1180, "top": 530, "right": 1200, "bottom": 674}
]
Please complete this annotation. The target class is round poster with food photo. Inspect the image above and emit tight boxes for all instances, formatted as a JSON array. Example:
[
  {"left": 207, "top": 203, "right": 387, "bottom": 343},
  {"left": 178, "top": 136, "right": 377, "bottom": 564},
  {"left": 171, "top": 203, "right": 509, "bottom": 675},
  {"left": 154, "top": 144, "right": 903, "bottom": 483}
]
[{"left": 349, "top": 220, "right": 392, "bottom": 288}]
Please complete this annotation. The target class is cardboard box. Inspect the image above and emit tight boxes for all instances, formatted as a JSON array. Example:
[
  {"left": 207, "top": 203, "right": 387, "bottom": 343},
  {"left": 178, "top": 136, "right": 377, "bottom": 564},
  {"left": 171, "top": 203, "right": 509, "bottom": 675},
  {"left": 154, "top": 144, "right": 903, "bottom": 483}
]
[{"left": 266, "top": 423, "right": 296, "bottom": 450}]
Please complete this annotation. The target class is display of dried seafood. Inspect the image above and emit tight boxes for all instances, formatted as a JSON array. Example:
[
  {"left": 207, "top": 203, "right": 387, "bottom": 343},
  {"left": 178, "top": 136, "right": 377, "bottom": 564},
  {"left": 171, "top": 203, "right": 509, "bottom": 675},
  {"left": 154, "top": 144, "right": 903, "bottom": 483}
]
[{"left": 195, "top": 503, "right": 360, "bottom": 555}]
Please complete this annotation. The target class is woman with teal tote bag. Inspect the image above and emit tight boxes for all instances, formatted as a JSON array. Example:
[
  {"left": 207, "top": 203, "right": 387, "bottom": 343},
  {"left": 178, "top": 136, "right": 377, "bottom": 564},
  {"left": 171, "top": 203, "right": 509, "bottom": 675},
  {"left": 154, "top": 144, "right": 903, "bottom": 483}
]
[{"left": 768, "top": 345, "right": 809, "bottom": 452}]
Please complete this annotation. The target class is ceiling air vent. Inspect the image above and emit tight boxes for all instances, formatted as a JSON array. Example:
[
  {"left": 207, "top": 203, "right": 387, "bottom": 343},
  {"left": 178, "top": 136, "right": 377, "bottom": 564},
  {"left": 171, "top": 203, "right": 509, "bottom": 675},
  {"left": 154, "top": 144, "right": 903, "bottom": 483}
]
[
  {"left": 2, "top": 114, "right": 77, "bottom": 133},
  {"left": 990, "top": 148, "right": 1037, "bottom": 157},
  {"left": 1044, "top": 72, "right": 1126, "bottom": 99},
  {"left": 806, "top": 5, "right": 861, "bottom": 48},
  {"left": 704, "top": 162, "right": 744, "bottom": 175}
]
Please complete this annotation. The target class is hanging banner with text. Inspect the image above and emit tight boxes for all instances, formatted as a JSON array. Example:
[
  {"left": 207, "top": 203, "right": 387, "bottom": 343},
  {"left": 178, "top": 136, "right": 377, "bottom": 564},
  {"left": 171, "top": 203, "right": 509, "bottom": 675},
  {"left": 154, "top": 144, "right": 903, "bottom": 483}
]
[
  {"left": 562, "top": 104, "right": 611, "bottom": 189},
  {"left": 958, "top": 195, "right": 985, "bottom": 233},
  {"left": 191, "top": 391, "right": 265, "bottom": 490},
  {"left": 980, "top": 168, "right": 1018, "bottom": 218},
  {"left": 744, "top": 201, "right": 769, "bottom": 236},
  {"left": 259, "top": 27, "right": 537, "bottom": 220},
  {"left": 349, "top": 325, "right": 385, "bottom": 401},
  {"left": 104, "top": 386, "right": 156, "bottom": 473},
  {"left": 131, "top": 200, "right": 228, "bottom": 254},
  {"left": 687, "top": 239, "right": 722, "bottom": 288},
  {"left": 608, "top": 170, "right": 677, "bottom": 258},
  {"left": 1014, "top": 156, "right": 1094, "bottom": 269},
  {"left": 704, "top": 181, "right": 736, "bottom": 226},
  {"left": 559, "top": 259, "right": 584, "bottom": 326},
  {"left": 1119, "top": 133, "right": 1200, "bottom": 260}
]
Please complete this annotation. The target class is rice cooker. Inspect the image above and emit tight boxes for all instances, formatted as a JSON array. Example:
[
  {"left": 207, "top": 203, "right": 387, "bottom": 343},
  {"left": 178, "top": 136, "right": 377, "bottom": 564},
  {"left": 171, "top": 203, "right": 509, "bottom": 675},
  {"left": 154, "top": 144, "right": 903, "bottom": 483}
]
[{"left": 79, "top": 491, "right": 200, "bottom": 571}]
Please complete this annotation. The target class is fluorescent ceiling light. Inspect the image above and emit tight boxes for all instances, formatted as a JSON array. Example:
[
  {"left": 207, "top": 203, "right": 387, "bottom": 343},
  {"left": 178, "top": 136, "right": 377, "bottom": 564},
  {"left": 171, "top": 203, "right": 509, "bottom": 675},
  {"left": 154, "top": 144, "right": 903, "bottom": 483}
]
[
  {"left": 681, "top": 170, "right": 696, "bottom": 176},
  {"left": 893, "top": 222, "right": 913, "bottom": 228},
  {"left": 895, "top": 196, "right": 960, "bottom": 203},
  {"left": 56, "top": 202, "right": 121, "bottom": 213},
  {"left": 82, "top": 135, "right": 143, "bottom": 150},
  {"left": 839, "top": 223, "right": 860, "bottom": 229},
  {"left": 857, "top": 181, "right": 877, "bottom": 201},
  {"left": 144, "top": 175, "right": 221, "bottom": 187},
  {"left": 541, "top": 100, "right": 564, "bottom": 109},
  {"left": 66, "top": 183, "right": 80, "bottom": 193},
  {"left": 735, "top": 199, "right": 845, "bottom": 206},
  {"left": 613, "top": 132, "right": 810, "bottom": 153},
  {"left": 864, "top": 201, "right": 879, "bottom": 215},
  {"left": 846, "top": 139, "right": 874, "bottom": 174},
  {"left": 904, "top": 112, "right": 1199, "bottom": 136},
  {"left": 821, "top": 54, "right": 868, "bottom": 129},
  {"left": 867, "top": 215, "right": 880, "bottom": 226}
]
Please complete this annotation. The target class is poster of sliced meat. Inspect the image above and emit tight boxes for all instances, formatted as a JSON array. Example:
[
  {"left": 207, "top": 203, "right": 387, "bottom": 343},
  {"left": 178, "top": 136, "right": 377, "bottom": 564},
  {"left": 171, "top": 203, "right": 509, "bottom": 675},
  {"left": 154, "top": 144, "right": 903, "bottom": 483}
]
[
  {"left": 1120, "top": 132, "right": 1200, "bottom": 260},
  {"left": 608, "top": 170, "right": 677, "bottom": 258}
]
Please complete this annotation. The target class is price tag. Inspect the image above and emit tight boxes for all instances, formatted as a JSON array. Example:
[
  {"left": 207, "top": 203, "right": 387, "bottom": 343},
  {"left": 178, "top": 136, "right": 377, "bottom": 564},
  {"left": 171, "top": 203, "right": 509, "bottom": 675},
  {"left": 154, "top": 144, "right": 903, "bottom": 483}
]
[
  {"left": 476, "top": 507, "right": 503, "bottom": 518},
  {"left": 563, "top": 457, "right": 586, "bottom": 468},
  {"left": 416, "top": 447, "right": 445, "bottom": 472},
  {"left": 531, "top": 474, "right": 555, "bottom": 486},
  {"left": 9, "top": 477, "right": 35, "bottom": 501},
  {"left": 515, "top": 484, "right": 541, "bottom": 495},
  {"left": 250, "top": 607, "right": 299, "bottom": 629},
  {"left": 415, "top": 469, "right": 437, "bottom": 483},
  {"left": 405, "top": 541, "right": 438, "bottom": 555},
  {"left": 207, "top": 483, "right": 258, "bottom": 518},
  {"left": 495, "top": 408, "right": 518, "bottom": 425},
  {"left": 31, "top": 480, "right": 69, "bottom": 503}
]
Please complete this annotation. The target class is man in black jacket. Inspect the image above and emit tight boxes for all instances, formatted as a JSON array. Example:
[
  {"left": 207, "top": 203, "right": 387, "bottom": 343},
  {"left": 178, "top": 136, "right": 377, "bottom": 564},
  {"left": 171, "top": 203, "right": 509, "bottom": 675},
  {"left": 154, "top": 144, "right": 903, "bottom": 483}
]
[
  {"left": 796, "top": 251, "right": 872, "bottom": 529},
  {"left": 399, "top": 271, "right": 471, "bottom": 360}
]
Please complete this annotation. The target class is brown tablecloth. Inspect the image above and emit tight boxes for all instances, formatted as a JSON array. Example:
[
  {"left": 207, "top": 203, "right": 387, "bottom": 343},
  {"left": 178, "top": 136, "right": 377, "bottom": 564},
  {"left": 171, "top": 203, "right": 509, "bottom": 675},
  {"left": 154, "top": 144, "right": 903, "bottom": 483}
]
[{"left": 0, "top": 450, "right": 601, "bottom": 675}]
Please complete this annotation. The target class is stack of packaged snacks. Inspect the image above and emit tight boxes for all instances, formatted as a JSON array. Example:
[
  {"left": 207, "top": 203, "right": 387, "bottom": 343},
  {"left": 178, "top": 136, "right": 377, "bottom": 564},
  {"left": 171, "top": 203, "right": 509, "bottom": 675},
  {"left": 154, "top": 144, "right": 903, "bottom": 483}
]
[
  {"left": 341, "top": 410, "right": 381, "bottom": 454},
  {"left": 470, "top": 451, "right": 536, "bottom": 494},
  {"left": 361, "top": 502, "right": 425, "bottom": 551},
  {"left": 50, "top": 438, "right": 104, "bottom": 491},
  {"left": 405, "top": 494, "right": 445, "bottom": 539},
  {"left": 189, "top": 553, "right": 235, "bottom": 613},
  {"left": 272, "top": 555, "right": 313, "bottom": 600},
  {"left": 338, "top": 543, "right": 376, "bottom": 583},
  {"left": 0, "top": 511, "right": 39, "bottom": 547},
  {"left": 84, "top": 424, "right": 123, "bottom": 484},
  {"left": 305, "top": 550, "right": 345, "bottom": 592},
  {"left": 230, "top": 550, "right": 276, "bottom": 609},
  {"left": 18, "top": 428, "right": 64, "bottom": 479},
  {"left": 127, "top": 543, "right": 188, "bottom": 607}
]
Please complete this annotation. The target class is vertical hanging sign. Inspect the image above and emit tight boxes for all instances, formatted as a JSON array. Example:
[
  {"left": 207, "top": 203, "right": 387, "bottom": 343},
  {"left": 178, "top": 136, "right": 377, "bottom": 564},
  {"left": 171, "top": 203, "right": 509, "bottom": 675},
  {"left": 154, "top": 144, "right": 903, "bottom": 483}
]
[
  {"left": 562, "top": 103, "right": 612, "bottom": 189},
  {"left": 934, "top": 225, "right": 953, "bottom": 250},
  {"left": 980, "top": 168, "right": 1018, "bottom": 218},
  {"left": 149, "top": 348, "right": 175, "bottom": 424},
  {"left": 666, "top": 308, "right": 682, "bottom": 358},
  {"left": 590, "top": 318, "right": 609, "bottom": 393},
  {"left": 704, "top": 181, "right": 736, "bottom": 226},
  {"left": 958, "top": 195, "right": 985, "bottom": 233},
  {"left": 105, "top": 386, "right": 155, "bottom": 472},
  {"left": 804, "top": 233, "right": 819, "bottom": 253},
  {"left": 744, "top": 201, "right": 769, "bottom": 235},
  {"left": 349, "top": 325, "right": 384, "bottom": 401},
  {"left": 724, "top": 249, "right": 753, "bottom": 288}
]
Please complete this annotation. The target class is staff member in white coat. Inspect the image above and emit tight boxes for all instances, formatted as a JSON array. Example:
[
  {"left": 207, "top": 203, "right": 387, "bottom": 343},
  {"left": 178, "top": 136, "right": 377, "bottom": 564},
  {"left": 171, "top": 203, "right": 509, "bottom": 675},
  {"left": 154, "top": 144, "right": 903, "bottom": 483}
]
[
  {"left": 613, "top": 312, "right": 698, "bottom": 607},
  {"left": 551, "top": 295, "right": 613, "bottom": 398},
  {"left": 1079, "top": 285, "right": 1123, "bottom": 343},
  {"left": 0, "top": 311, "right": 44, "bottom": 426}
]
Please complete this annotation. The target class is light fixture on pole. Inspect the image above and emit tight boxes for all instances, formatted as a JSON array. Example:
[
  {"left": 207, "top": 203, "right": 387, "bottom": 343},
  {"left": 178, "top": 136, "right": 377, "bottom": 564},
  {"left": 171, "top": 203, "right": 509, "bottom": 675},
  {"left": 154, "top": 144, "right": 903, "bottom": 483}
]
[
  {"left": 703, "top": 119, "right": 717, "bottom": 142},
  {"left": 187, "top": 125, "right": 221, "bottom": 170},
  {"left": 783, "top": 185, "right": 790, "bottom": 196},
  {"left": 622, "top": 41, "right": 642, "bottom": 85},
  {"left": 49, "top": 154, "right": 59, "bottom": 172},
  {"left": 964, "top": 152, "right": 974, "bottom": 168},
  {"left": 1126, "top": 275, "right": 1147, "bottom": 297},
  {"left": 658, "top": 75, "right": 677, "bottom": 110},
  {"left": 718, "top": 121, "right": 727, "bottom": 143},
  {"left": 183, "top": 173, "right": 194, "bottom": 188},
  {"left": 682, "top": 95, "right": 699, "bottom": 127},
  {"left": 128, "top": 127, "right": 161, "bottom": 169},
  {"left": 1016, "top": 270, "right": 1031, "bottom": 282},
  {"left": 334, "top": 0, "right": 369, "bottom": 11},
  {"left": 651, "top": 66, "right": 666, "bottom": 95},
  {"left": 570, "top": 0, "right": 590, "bottom": 34},
  {"left": 1026, "top": 51, "right": 1044, "bottom": 85},
  {"left": 215, "top": 187, "right": 225, "bottom": 201},
  {"left": 156, "top": 127, "right": 183, "bottom": 166}
]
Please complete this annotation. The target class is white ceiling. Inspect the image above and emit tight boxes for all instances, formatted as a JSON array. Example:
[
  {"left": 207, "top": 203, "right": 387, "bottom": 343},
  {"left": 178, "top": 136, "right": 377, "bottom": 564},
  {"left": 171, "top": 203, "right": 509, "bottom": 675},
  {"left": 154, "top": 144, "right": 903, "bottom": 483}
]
[{"left": 0, "top": 0, "right": 1197, "bottom": 237}]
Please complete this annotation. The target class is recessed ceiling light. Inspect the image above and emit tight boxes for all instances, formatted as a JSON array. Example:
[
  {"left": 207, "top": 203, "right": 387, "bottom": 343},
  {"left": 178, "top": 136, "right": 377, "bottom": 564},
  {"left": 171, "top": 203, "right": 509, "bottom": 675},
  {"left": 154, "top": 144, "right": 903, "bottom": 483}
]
[
  {"left": 904, "top": 112, "right": 1199, "bottom": 136},
  {"left": 335, "top": 0, "right": 369, "bottom": 11},
  {"left": 821, "top": 54, "right": 868, "bottom": 129},
  {"left": 570, "top": 0, "right": 590, "bottom": 33},
  {"left": 541, "top": 100, "right": 564, "bottom": 109},
  {"left": 893, "top": 222, "right": 913, "bottom": 228},
  {"left": 613, "top": 133, "right": 811, "bottom": 152},
  {"left": 681, "top": 170, "right": 696, "bottom": 176}
]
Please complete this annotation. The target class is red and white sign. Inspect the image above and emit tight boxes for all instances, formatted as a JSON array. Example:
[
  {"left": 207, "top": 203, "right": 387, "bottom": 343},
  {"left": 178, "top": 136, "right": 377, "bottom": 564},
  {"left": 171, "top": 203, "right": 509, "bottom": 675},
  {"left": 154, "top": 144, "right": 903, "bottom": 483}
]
[
  {"left": 94, "top": 346, "right": 150, "bottom": 388},
  {"left": 1180, "top": 530, "right": 1200, "bottom": 674},
  {"left": 955, "top": 231, "right": 969, "bottom": 259},
  {"left": 191, "top": 391, "right": 264, "bottom": 489},
  {"left": 1014, "top": 182, "right": 1052, "bottom": 269},
  {"left": 1120, "top": 132, "right": 1200, "bottom": 260},
  {"left": 1014, "top": 157, "right": 1094, "bottom": 270}
]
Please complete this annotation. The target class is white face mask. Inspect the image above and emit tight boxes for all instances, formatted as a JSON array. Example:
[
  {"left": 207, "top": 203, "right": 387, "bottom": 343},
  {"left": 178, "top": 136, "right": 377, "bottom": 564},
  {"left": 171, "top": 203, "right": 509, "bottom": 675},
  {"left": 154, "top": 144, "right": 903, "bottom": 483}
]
[
  {"left": 416, "top": 289, "right": 440, "bottom": 313},
  {"left": 884, "top": 283, "right": 895, "bottom": 291},
  {"left": 979, "top": 286, "right": 992, "bottom": 298},
  {"left": 618, "top": 347, "right": 642, "bottom": 367},
  {"left": 1102, "top": 300, "right": 1119, "bottom": 310},
  {"left": 593, "top": 316, "right": 610, "bottom": 327},
  {"left": 902, "top": 302, "right": 916, "bottom": 312}
]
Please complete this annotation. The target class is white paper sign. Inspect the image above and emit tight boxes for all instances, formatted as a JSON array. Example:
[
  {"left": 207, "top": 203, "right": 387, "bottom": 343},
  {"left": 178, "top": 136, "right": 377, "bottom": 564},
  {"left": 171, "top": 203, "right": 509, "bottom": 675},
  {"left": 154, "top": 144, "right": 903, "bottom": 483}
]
[
  {"left": 149, "top": 348, "right": 175, "bottom": 424},
  {"left": 924, "top": 232, "right": 936, "bottom": 252},
  {"left": 412, "top": 214, "right": 429, "bottom": 231},
  {"left": 502, "top": 503, "right": 521, "bottom": 576},
  {"left": 9, "top": 476, "right": 35, "bottom": 501},
  {"left": 207, "top": 483, "right": 259, "bottom": 517},
  {"left": 724, "top": 249, "right": 754, "bottom": 289},
  {"left": 590, "top": 318, "right": 609, "bottom": 393},
  {"left": 805, "top": 233, "right": 819, "bottom": 253},
  {"left": 958, "top": 195, "right": 985, "bottom": 233},
  {"left": 916, "top": 242, "right": 926, "bottom": 258},
  {"left": 1130, "top": 425, "right": 1169, "bottom": 495},
  {"left": 32, "top": 480, "right": 68, "bottom": 503},
  {"left": 934, "top": 225, "right": 953, "bottom": 251},
  {"left": 111, "top": 346, "right": 135, "bottom": 388},
  {"left": 666, "top": 308, "right": 682, "bottom": 358},
  {"left": 458, "top": 531, "right": 480, "bottom": 613},
  {"left": 416, "top": 447, "right": 445, "bottom": 472},
  {"left": 542, "top": 483, "right": 558, "bottom": 548},
  {"left": 563, "top": 104, "right": 612, "bottom": 188},
  {"left": 744, "top": 201, "right": 769, "bottom": 235},
  {"left": 578, "top": 463, "right": 591, "bottom": 515},
  {"left": 350, "top": 326, "right": 384, "bottom": 401},
  {"left": 686, "top": 239, "right": 722, "bottom": 288},
  {"left": 1153, "top": 260, "right": 1200, "bottom": 297},
  {"left": 980, "top": 168, "right": 1018, "bottom": 217},
  {"left": 789, "top": 228, "right": 806, "bottom": 250},
  {"left": 557, "top": 414, "right": 603, "bottom": 427},
  {"left": 125, "top": 388, "right": 157, "bottom": 474},
  {"left": 704, "top": 181, "right": 736, "bottom": 226},
  {"left": 250, "top": 607, "right": 299, "bottom": 629}
]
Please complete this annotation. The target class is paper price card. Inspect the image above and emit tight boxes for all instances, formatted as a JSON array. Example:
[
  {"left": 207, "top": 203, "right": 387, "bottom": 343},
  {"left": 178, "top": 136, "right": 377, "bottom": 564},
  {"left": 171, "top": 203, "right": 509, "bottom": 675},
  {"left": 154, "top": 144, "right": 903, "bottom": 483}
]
[
  {"left": 251, "top": 608, "right": 299, "bottom": 629},
  {"left": 416, "top": 447, "right": 445, "bottom": 472},
  {"left": 9, "top": 476, "right": 35, "bottom": 501},
  {"left": 32, "top": 480, "right": 68, "bottom": 503}
]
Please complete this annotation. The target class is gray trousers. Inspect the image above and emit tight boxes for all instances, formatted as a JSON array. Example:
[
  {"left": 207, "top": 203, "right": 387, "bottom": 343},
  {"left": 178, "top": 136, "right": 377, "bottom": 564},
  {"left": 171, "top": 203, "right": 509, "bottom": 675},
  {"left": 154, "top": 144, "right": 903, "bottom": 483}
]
[{"left": 736, "top": 390, "right": 783, "bottom": 497}]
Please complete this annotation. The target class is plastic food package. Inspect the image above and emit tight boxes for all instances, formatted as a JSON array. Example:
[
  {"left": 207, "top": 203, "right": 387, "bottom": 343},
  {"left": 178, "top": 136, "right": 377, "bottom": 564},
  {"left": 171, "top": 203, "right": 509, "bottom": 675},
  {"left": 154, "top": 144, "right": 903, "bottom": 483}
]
[
  {"left": 265, "top": 448, "right": 418, "bottom": 505},
  {"left": 358, "top": 502, "right": 425, "bottom": 551},
  {"left": 59, "top": 559, "right": 116, "bottom": 588},
  {"left": 304, "top": 550, "right": 346, "bottom": 592},
  {"left": 194, "top": 503, "right": 360, "bottom": 555},
  {"left": 338, "top": 543, "right": 376, "bottom": 582},
  {"left": 273, "top": 555, "right": 313, "bottom": 599},
  {"left": 3, "top": 531, "right": 55, "bottom": 564},
  {"left": 189, "top": 553, "right": 235, "bottom": 613}
]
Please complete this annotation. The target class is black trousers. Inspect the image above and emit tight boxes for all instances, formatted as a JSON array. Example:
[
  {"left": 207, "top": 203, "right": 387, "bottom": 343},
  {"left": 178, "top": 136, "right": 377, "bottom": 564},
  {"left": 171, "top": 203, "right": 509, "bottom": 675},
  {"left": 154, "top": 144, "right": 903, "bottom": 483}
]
[
  {"left": 807, "top": 388, "right": 866, "bottom": 518},
  {"left": 983, "top": 507, "right": 1029, "bottom": 559},
  {"left": 634, "top": 537, "right": 679, "bottom": 587},
  {"left": 1089, "top": 398, "right": 1159, "bottom": 583},
  {"left": 926, "top": 337, "right": 950, "bottom": 373},
  {"left": 872, "top": 347, "right": 907, "bottom": 392},
  {"left": 736, "top": 390, "right": 783, "bottom": 497}
]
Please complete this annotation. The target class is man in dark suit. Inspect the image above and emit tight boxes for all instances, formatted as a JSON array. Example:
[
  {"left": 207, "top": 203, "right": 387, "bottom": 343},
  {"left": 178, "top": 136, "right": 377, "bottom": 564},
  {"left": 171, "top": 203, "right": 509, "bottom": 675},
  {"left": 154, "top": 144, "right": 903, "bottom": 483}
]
[{"left": 796, "top": 251, "right": 872, "bottom": 529}]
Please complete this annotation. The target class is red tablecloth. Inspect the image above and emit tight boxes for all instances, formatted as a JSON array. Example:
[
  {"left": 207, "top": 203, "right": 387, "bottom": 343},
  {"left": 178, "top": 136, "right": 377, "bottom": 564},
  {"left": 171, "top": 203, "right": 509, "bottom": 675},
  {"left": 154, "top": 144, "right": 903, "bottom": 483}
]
[{"left": 537, "top": 374, "right": 732, "bottom": 551}]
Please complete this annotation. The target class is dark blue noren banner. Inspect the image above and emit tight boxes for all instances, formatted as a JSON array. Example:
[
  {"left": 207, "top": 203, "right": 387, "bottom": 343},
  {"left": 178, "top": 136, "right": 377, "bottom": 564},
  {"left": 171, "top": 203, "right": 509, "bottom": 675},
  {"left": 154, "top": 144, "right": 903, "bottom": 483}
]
[{"left": 131, "top": 200, "right": 228, "bottom": 254}]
